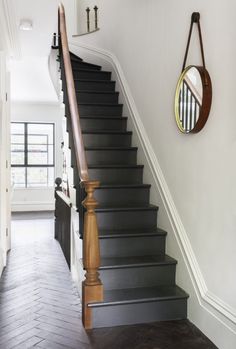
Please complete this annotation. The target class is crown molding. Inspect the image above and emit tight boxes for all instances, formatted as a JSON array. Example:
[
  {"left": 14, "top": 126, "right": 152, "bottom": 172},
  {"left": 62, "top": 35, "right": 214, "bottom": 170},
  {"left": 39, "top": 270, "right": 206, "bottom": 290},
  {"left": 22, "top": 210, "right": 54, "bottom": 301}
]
[{"left": 0, "top": 0, "right": 21, "bottom": 58}]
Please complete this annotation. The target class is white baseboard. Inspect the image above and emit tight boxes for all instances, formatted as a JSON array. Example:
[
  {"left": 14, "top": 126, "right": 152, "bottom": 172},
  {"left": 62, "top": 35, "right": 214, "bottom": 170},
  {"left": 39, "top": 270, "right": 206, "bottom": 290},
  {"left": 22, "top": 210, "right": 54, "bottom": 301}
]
[
  {"left": 69, "top": 41, "right": 236, "bottom": 347},
  {"left": 11, "top": 201, "right": 54, "bottom": 212}
]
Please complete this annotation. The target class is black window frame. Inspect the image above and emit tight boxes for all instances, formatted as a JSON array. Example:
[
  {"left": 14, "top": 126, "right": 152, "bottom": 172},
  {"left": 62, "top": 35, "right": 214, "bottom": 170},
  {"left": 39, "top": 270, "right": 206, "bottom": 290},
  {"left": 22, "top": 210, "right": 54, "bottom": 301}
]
[{"left": 11, "top": 122, "right": 55, "bottom": 188}]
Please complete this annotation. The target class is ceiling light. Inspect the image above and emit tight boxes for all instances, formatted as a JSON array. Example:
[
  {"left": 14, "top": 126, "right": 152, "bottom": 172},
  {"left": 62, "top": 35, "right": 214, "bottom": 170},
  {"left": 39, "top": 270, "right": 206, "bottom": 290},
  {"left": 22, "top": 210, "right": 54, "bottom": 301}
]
[{"left": 19, "top": 20, "right": 33, "bottom": 31}]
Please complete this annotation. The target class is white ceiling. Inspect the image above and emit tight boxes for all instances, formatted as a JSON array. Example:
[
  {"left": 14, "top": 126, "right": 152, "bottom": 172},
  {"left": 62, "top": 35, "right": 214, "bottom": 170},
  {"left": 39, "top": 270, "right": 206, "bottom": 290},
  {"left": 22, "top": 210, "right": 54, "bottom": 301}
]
[
  {"left": 6, "top": 0, "right": 68, "bottom": 103},
  {"left": 14, "top": 0, "right": 59, "bottom": 57}
]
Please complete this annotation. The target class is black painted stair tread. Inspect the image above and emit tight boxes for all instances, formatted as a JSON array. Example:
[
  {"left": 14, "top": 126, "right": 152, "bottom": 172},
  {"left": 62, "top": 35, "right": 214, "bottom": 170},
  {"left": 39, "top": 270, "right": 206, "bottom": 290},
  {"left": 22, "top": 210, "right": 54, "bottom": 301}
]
[
  {"left": 98, "top": 183, "right": 150, "bottom": 189},
  {"left": 79, "top": 104, "right": 123, "bottom": 117},
  {"left": 79, "top": 103, "right": 123, "bottom": 107},
  {"left": 74, "top": 79, "right": 116, "bottom": 88},
  {"left": 88, "top": 285, "right": 189, "bottom": 307},
  {"left": 95, "top": 204, "right": 158, "bottom": 212},
  {"left": 74, "top": 79, "right": 115, "bottom": 82},
  {"left": 73, "top": 69, "right": 111, "bottom": 79},
  {"left": 72, "top": 61, "right": 102, "bottom": 70},
  {"left": 76, "top": 90, "right": 118, "bottom": 95},
  {"left": 74, "top": 71, "right": 111, "bottom": 81},
  {"left": 99, "top": 227, "right": 167, "bottom": 238},
  {"left": 80, "top": 114, "right": 126, "bottom": 119},
  {"left": 82, "top": 130, "right": 131, "bottom": 135},
  {"left": 99, "top": 254, "right": 177, "bottom": 269},
  {"left": 85, "top": 146, "right": 137, "bottom": 150},
  {"left": 80, "top": 117, "right": 127, "bottom": 132},
  {"left": 88, "top": 164, "right": 143, "bottom": 168},
  {"left": 73, "top": 67, "right": 110, "bottom": 73},
  {"left": 75, "top": 183, "right": 149, "bottom": 189},
  {"left": 81, "top": 116, "right": 126, "bottom": 120}
]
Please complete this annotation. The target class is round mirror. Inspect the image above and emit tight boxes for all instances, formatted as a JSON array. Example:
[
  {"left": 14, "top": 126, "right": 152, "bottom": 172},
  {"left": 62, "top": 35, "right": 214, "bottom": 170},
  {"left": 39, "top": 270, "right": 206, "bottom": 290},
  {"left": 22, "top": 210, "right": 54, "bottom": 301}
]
[{"left": 174, "top": 66, "right": 212, "bottom": 133}]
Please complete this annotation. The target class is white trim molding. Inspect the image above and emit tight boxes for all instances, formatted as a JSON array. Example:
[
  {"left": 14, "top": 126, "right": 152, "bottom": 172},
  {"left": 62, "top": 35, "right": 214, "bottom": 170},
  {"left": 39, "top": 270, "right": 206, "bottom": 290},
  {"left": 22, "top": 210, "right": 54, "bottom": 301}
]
[
  {"left": 0, "top": 0, "right": 21, "bottom": 58},
  {"left": 69, "top": 42, "right": 236, "bottom": 338}
]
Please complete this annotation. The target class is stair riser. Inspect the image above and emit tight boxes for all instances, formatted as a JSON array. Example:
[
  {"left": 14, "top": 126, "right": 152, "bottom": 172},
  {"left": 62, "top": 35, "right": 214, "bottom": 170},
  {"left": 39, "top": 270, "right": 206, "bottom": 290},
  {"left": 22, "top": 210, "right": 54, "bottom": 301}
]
[
  {"left": 83, "top": 134, "right": 131, "bottom": 147},
  {"left": 89, "top": 168, "right": 143, "bottom": 185},
  {"left": 100, "top": 235, "right": 166, "bottom": 257},
  {"left": 86, "top": 149, "right": 137, "bottom": 166},
  {"left": 94, "top": 186, "right": 150, "bottom": 206},
  {"left": 74, "top": 80, "right": 116, "bottom": 92},
  {"left": 81, "top": 118, "right": 127, "bottom": 131},
  {"left": 91, "top": 299, "right": 187, "bottom": 328},
  {"left": 73, "top": 70, "right": 111, "bottom": 80},
  {"left": 77, "top": 92, "right": 119, "bottom": 104},
  {"left": 71, "top": 61, "right": 101, "bottom": 71},
  {"left": 96, "top": 209, "right": 157, "bottom": 229},
  {"left": 100, "top": 264, "right": 176, "bottom": 290},
  {"left": 78, "top": 104, "right": 123, "bottom": 117}
]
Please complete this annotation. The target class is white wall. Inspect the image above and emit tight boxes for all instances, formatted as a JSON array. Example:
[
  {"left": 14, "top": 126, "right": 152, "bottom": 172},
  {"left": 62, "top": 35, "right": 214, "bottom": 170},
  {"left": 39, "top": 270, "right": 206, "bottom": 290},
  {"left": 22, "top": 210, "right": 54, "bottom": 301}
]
[
  {"left": 67, "top": 1, "right": 236, "bottom": 347},
  {"left": 11, "top": 103, "right": 63, "bottom": 211},
  {"left": 10, "top": 58, "right": 58, "bottom": 104}
]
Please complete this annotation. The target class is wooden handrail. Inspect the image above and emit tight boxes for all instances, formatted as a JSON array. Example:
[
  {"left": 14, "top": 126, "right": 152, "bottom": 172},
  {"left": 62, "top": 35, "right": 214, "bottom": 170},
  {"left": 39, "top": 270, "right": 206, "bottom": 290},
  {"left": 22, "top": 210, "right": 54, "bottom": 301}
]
[
  {"left": 58, "top": 3, "right": 103, "bottom": 329},
  {"left": 58, "top": 3, "right": 88, "bottom": 182},
  {"left": 56, "top": 190, "right": 72, "bottom": 208}
]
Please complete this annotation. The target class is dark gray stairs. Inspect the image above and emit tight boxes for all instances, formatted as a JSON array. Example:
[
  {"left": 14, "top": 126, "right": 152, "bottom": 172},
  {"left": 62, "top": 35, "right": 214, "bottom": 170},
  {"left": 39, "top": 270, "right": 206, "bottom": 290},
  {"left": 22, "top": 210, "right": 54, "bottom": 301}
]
[
  {"left": 89, "top": 285, "right": 188, "bottom": 328},
  {"left": 67, "top": 51, "right": 188, "bottom": 328}
]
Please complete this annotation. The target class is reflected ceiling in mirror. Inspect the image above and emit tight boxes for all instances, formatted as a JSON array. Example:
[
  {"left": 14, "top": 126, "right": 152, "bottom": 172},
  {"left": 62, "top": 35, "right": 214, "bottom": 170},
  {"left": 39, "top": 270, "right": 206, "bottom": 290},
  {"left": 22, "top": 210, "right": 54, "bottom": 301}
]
[{"left": 174, "top": 66, "right": 212, "bottom": 133}]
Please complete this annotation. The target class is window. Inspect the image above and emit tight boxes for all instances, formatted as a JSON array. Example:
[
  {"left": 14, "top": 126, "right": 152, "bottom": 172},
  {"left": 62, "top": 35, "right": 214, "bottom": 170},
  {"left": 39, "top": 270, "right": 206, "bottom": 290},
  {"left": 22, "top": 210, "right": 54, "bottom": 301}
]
[{"left": 11, "top": 123, "right": 55, "bottom": 188}]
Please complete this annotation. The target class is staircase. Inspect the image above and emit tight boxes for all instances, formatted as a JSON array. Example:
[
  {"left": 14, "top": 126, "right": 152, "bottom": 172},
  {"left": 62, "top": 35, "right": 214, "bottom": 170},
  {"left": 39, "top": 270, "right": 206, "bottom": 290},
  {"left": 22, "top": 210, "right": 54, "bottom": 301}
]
[{"left": 64, "top": 50, "right": 189, "bottom": 328}]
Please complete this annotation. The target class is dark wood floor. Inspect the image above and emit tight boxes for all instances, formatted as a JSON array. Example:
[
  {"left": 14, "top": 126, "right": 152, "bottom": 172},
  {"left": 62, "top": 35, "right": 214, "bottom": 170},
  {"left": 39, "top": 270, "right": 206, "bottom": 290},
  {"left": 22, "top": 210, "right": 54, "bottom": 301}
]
[{"left": 0, "top": 212, "right": 217, "bottom": 349}]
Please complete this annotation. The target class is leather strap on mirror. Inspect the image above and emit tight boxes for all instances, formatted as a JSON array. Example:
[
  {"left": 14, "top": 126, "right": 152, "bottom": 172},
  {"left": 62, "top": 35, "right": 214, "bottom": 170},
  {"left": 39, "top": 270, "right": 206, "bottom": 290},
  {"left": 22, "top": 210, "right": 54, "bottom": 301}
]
[{"left": 182, "top": 13, "right": 206, "bottom": 76}]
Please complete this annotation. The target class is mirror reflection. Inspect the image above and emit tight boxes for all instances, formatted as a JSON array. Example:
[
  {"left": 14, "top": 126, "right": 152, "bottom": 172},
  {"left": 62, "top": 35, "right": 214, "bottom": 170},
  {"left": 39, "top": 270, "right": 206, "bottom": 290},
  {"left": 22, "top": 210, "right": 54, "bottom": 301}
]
[
  {"left": 176, "top": 67, "right": 203, "bottom": 133},
  {"left": 73, "top": 0, "right": 99, "bottom": 37}
]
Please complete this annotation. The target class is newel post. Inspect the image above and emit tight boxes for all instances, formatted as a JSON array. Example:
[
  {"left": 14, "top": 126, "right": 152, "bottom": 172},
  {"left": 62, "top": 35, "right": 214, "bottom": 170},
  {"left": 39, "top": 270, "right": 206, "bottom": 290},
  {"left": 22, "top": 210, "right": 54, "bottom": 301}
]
[{"left": 82, "top": 180, "right": 103, "bottom": 329}]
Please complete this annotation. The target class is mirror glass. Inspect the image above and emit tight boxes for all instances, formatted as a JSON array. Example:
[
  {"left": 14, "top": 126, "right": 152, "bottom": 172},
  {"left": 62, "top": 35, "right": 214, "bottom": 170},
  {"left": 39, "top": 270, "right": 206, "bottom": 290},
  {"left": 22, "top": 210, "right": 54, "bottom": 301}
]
[
  {"left": 175, "top": 66, "right": 203, "bottom": 133},
  {"left": 73, "top": 0, "right": 99, "bottom": 37}
]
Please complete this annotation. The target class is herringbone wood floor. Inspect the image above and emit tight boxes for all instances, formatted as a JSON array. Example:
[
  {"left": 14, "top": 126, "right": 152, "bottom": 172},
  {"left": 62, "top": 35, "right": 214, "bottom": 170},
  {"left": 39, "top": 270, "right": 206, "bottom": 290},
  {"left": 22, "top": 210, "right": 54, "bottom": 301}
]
[
  {"left": 0, "top": 212, "right": 91, "bottom": 349},
  {"left": 0, "top": 212, "right": 217, "bottom": 349}
]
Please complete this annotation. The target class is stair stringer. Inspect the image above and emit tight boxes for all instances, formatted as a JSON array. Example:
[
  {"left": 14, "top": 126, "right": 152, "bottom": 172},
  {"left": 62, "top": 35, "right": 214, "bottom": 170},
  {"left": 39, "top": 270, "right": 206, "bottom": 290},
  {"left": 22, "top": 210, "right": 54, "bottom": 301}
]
[{"left": 68, "top": 42, "right": 236, "bottom": 348}]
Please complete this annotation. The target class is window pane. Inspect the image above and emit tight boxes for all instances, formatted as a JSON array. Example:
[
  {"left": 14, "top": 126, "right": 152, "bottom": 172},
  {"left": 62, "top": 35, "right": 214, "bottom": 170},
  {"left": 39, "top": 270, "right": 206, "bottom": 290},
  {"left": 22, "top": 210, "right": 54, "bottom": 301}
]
[
  {"left": 27, "top": 124, "right": 54, "bottom": 165},
  {"left": 11, "top": 167, "right": 26, "bottom": 188},
  {"left": 28, "top": 145, "right": 53, "bottom": 165},
  {"left": 11, "top": 135, "right": 24, "bottom": 144},
  {"left": 11, "top": 123, "right": 24, "bottom": 135},
  {"left": 27, "top": 167, "right": 54, "bottom": 187},
  {"left": 11, "top": 123, "right": 55, "bottom": 188},
  {"left": 28, "top": 124, "right": 54, "bottom": 144},
  {"left": 28, "top": 135, "right": 48, "bottom": 145},
  {"left": 11, "top": 123, "right": 25, "bottom": 165},
  {"left": 11, "top": 153, "right": 24, "bottom": 165}
]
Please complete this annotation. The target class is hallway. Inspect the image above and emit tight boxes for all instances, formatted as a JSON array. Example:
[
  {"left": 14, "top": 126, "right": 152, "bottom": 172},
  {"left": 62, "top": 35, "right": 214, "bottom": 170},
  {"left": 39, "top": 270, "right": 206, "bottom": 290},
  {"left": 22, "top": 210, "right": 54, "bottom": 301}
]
[
  {"left": 0, "top": 212, "right": 217, "bottom": 349},
  {"left": 0, "top": 212, "right": 91, "bottom": 349}
]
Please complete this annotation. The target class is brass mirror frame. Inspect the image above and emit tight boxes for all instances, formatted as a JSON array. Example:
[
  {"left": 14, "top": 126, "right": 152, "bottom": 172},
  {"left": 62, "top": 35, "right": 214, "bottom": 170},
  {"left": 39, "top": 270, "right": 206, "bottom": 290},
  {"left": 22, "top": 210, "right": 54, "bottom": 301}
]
[{"left": 174, "top": 65, "right": 212, "bottom": 134}]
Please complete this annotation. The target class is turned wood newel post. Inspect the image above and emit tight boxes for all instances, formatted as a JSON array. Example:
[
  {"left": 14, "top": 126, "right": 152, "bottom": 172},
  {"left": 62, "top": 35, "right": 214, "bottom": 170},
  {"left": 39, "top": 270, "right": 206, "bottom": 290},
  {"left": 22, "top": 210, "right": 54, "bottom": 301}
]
[
  {"left": 54, "top": 177, "right": 62, "bottom": 240},
  {"left": 82, "top": 180, "right": 103, "bottom": 329}
]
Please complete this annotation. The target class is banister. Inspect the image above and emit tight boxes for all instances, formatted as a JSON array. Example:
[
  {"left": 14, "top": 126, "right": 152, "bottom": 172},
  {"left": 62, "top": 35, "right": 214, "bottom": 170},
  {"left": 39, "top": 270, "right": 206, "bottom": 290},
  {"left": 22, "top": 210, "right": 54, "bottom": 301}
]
[
  {"left": 58, "top": 3, "right": 89, "bottom": 183},
  {"left": 58, "top": 3, "right": 103, "bottom": 329}
]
